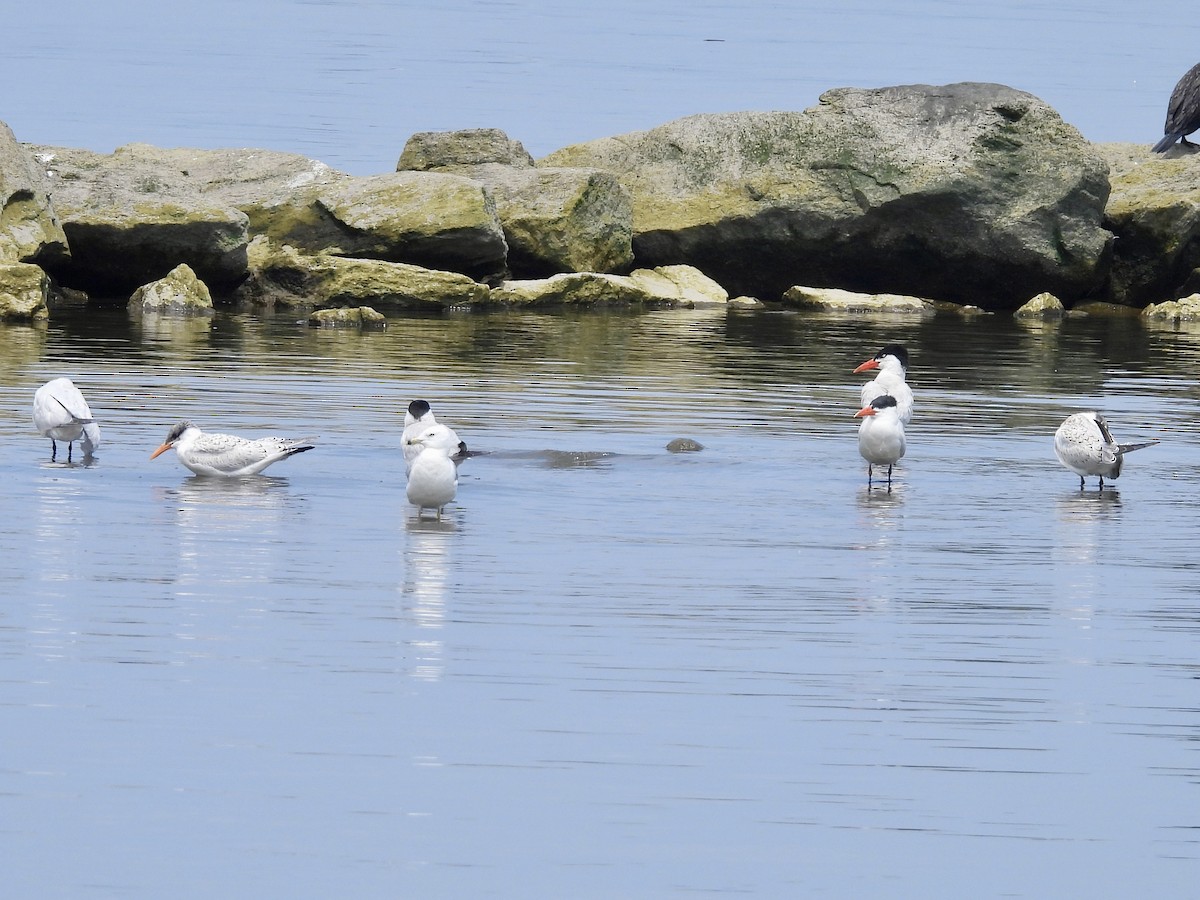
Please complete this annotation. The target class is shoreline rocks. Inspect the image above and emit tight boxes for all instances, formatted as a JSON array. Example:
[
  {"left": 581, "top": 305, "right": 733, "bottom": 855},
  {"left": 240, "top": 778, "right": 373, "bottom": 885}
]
[{"left": 4, "top": 82, "right": 1200, "bottom": 322}]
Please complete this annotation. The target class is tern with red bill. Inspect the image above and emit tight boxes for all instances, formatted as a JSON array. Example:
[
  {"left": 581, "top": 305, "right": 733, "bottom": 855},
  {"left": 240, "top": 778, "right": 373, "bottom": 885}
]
[{"left": 854, "top": 344, "right": 913, "bottom": 425}]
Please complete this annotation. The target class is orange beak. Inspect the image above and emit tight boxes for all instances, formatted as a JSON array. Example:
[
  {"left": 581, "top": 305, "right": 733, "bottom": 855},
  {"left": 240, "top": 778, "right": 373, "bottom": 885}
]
[
  {"left": 854, "top": 406, "right": 877, "bottom": 418},
  {"left": 149, "top": 442, "right": 174, "bottom": 460},
  {"left": 853, "top": 359, "right": 880, "bottom": 374}
]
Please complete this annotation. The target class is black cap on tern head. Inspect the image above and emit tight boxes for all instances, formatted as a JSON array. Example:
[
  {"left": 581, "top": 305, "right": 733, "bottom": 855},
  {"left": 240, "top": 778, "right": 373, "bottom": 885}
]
[
  {"left": 871, "top": 394, "right": 899, "bottom": 410},
  {"left": 408, "top": 399, "right": 431, "bottom": 418},
  {"left": 876, "top": 344, "right": 909, "bottom": 368}
]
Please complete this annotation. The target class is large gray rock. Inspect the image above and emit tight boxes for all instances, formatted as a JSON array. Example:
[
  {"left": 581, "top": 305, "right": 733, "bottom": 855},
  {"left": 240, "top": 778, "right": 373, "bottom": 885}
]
[
  {"left": 398, "top": 129, "right": 633, "bottom": 277},
  {"left": 33, "top": 143, "right": 249, "bottom": 296},
  {"left": 541, "top": 83, "right": 1112, "bottom": 310},
  {"left": 193, "top": 158, "right": 508, "bottom": 283},
  {"left": 1, "top": 124, "right": 68, "bottom": 266},
  {"left": 1097, "top": 142, "right": 1200, "bottom": 306},
  {"left": 34, "top": 143, "right": 509, "bottom": 292},
  {"left": 235, "top": 238, "right": 489, "bottom": 310}
]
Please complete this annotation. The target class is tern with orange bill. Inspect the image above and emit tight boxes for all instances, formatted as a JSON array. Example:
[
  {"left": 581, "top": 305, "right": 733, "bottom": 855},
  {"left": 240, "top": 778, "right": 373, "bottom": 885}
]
[
  {"left": 854, "top": 344, "right": 913, "bottom": 425},
  {"left": 150, "top": 422, "right": 315, "bottom": 477}
]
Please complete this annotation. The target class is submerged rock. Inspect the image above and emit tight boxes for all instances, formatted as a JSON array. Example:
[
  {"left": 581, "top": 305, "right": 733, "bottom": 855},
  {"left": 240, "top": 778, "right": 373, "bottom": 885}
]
[
  {"left": 307, "top": 306, "right": 387, "bottom": 327},
  {"left": 666, "top": 438, "right": 704, "bottom": 452},
  {"left": 1014, "top": 291, "right": 1066, "bottom": 318},
  {"left": 1142, "top": 293, "right": 1200, "bottom": 321},
  {"left": 782, "top": 285, "right": 933, "bottom": 313}
]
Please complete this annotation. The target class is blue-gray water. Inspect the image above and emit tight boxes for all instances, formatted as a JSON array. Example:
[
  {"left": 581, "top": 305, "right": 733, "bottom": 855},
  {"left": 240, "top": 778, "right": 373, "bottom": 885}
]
[
  {"left": 2, "top": 0, "right": 1195, "bottom": 173},
  {"left": 2, "top": 304, "right": 1199, "bottom": 898}
]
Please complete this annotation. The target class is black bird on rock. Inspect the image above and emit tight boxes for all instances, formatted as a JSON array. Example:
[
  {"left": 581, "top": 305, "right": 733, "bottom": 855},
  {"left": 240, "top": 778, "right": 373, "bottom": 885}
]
[{"left": 1153, "top": 61, "right": 1200, "bottom": 153}]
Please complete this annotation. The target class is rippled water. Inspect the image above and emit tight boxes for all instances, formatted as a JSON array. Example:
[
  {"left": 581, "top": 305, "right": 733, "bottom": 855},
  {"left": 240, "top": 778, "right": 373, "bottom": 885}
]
[{"left": 2, "top": 304, "right": 1198, "bottom": 897}]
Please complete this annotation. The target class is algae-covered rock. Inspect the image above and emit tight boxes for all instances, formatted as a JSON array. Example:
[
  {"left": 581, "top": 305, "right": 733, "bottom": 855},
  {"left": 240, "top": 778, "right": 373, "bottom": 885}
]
[
  {"left": 33, "top": 143, "right": 249, "bottom": 296},
  {"left": 543, "top": 83, "right": 1111, "bottom": 310},
  {"left": 1014, "top": 291, "right": 1066, "bottom": 318},
  {"left": 486, "top": 272, "right": 662, "bottom": 307},
  {"left": 627, "top": 265, "right": 729, "bottom": 306},
  {"left": 398, "top": 129, "right": 632, "bottom": 277},
  {"left": 1, "top": 126, "right": 68, "bottom": 266},
  {"left": 1096, "top": 142, "right": 1200, "bottom": 306},
  {"left": 398, "top": 128, "right": 536, "bottom": 170},
  {"left": 236, "top": 238, "right": 489, "bottom": 310},
  {"left": 0, "top": 261, "right": 50, "bottom": 320},
  {"left": 485, "top": 269, "right": 722, "bottom": 307},
  {"left": 782, "top": 285, "right": 933, "bottom": 313},
  {"left": 128, "top": 263, "right": 214, "bottom": 315},
  {"left": 1142, "top": 293, "right": 1200, "bottom": 321}
]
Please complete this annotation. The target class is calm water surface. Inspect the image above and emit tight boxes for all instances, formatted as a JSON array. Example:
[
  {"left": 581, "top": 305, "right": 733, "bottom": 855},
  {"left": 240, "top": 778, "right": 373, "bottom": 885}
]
[
  {"left": 2, "top": 0, "right": 1196, "bottom": 172},
  {"left": 2, "top": 305, "right": 1198, "bottom": 898}
]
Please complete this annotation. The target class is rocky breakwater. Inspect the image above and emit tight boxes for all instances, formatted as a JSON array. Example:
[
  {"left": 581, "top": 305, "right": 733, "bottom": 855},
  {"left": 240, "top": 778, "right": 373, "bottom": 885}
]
[{"left": 5, "top": 81, "right": 1200, "bottom": 321}]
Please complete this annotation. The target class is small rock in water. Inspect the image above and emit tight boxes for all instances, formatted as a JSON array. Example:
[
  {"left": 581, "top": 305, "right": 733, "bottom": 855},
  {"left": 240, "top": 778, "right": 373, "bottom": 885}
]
[{"left": 666, "top": 438, "right": 704, "bottom": 453}]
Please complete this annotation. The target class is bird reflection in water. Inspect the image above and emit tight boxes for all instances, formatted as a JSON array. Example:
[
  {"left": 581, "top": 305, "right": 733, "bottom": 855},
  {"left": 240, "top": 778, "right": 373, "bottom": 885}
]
[{"left": 399, "top": 513, "right": 460, "bottom": 682}]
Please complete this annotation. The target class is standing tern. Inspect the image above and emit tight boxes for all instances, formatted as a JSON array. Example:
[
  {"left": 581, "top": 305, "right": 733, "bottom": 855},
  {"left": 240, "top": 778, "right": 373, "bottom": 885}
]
[
  {"left": 402, "top": 399, "right": 466, "bottom": 473},
  {"left": 855, "top": 394, "right": 906, "bottom": 489},
  {"left": 150, "top": 422, "right": 315, "bottom": 477},
  {"left": 854, "top": 344, "right": 913, "bottom": 425},
  {"left": 405, "top": 425, "right": 459, "bottom": 517},
  {"left": 1053, "top": 412, "right": 1158, "bottom": 490},
  {"left": 33, "top": 377, "right": 101, "bottom": 461}
]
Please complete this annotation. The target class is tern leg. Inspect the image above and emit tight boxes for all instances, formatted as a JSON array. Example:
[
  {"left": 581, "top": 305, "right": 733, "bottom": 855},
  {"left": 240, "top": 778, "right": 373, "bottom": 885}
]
[
  {"left": 50, "top": 439, "right": 57, "bottom": 461},
  {"left": 67, "top": 442, "right": 73, "bottom": 463},
  {"left": 887, "top": 464, "right": 893, "bottom": 491}
]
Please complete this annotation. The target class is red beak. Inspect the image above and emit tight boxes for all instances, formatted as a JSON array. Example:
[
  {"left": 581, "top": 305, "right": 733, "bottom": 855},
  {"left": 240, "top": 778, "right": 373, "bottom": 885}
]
[
  {"left": 854, "top": 406, "right": 877, "bottom": 418},
  {"left": 853, "top": 359, "right": 880, "bottom": 374}
]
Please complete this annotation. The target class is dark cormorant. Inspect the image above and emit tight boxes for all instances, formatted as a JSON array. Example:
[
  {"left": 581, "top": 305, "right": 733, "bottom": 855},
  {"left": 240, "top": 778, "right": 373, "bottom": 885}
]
[{"left": 1153, "top": 61, "right": 1200, "bottom": 153}]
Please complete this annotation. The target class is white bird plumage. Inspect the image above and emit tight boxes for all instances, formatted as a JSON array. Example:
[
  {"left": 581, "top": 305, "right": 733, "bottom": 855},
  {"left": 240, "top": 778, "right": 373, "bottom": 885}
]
[
  {"left": 33, "top": 377, "right": 100, "bottom": 461},
  {"left": 855, "top": 344, "right": 914, "bottom": 426},
  {"left": 406, "top": 425, "right": 459, "bottom": 517},
  {"left": 150, "top": 421, "right": 315, "bottom": 477},
  {"left": 855, "top": 393, "right": 906, "bottom": 489},
  {"left": 402, "top": 399, "right": 466, "bottom": 473},
  {"left": 1053, "top": 411, "right": 1158, "bottom": 490}
]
